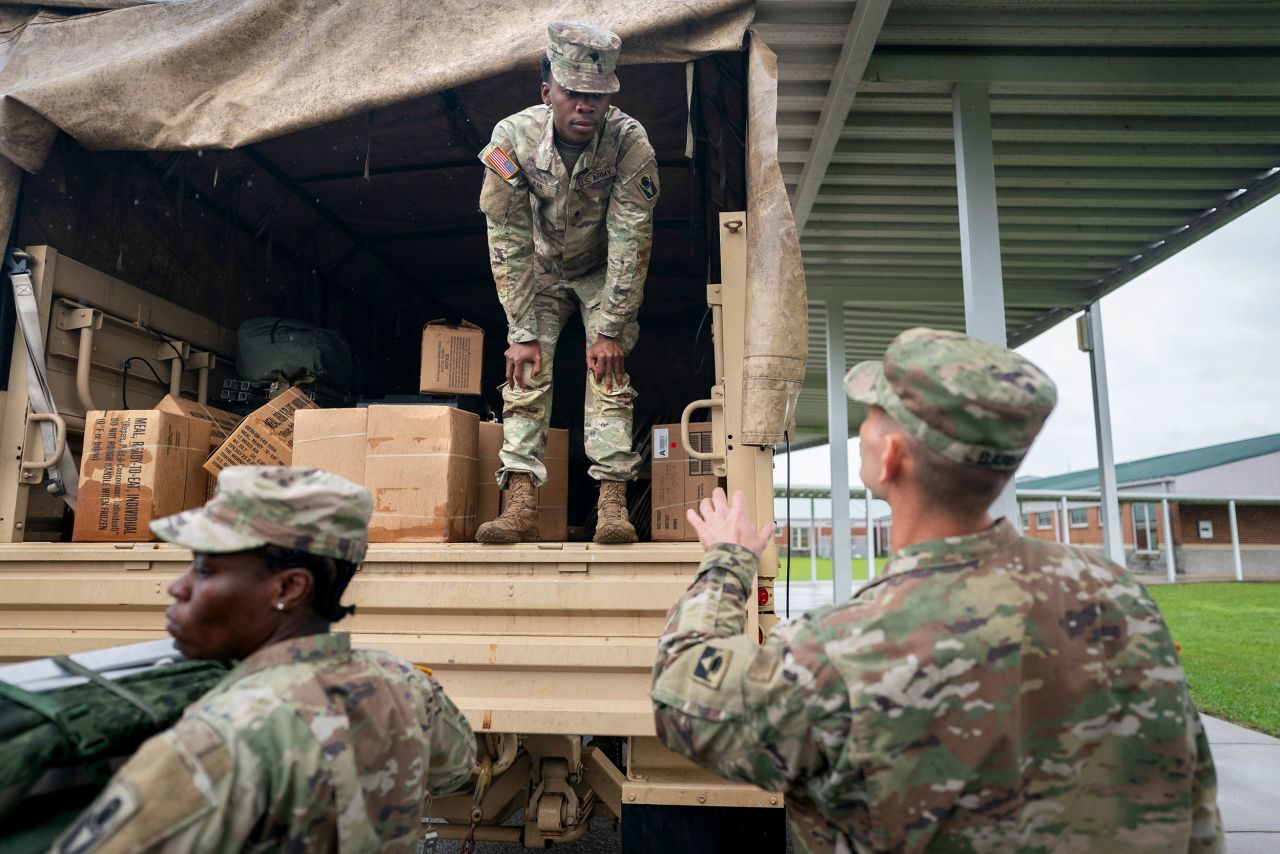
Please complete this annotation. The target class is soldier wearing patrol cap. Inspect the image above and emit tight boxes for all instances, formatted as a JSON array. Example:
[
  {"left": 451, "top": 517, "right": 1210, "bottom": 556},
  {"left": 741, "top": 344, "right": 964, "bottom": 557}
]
[
  {"left": 651, "top": 328, "right": 1224, "bottom": 852},
  {"left": 476, "top": 21, "right": 660, "bottom": 546},
  {"left": 54, "top": 467, "right": 476, "bottom": 853}
]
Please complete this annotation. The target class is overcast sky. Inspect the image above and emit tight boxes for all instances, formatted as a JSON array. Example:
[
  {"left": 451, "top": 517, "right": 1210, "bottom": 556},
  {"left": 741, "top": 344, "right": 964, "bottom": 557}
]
[{"left": 776, "top": 194, "right": 1280, "bottom": 496}]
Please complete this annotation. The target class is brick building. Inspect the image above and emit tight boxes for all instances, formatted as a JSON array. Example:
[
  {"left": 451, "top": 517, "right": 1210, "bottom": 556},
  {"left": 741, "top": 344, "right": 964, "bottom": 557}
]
[
  {"left": 1018, "top": 433, "right": 1280, "bottom": 578},
  {"left": 774, "top": 517, "right": 893, "bottom": 560}
]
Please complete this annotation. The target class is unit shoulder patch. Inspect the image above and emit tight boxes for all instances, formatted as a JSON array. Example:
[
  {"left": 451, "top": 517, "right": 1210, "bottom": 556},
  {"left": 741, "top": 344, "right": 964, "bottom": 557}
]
[
  {"left": 638, "top": 172, "right": 658, "bottom": 201},
  {"left": 691, "top": 644, "right": 732, "bottom": 691},
  {"left": 57, "top": 780, "right": 140, "bottom": 854},
  {"left": 480, "top": 142, "right": 520, "bottom": 180}
]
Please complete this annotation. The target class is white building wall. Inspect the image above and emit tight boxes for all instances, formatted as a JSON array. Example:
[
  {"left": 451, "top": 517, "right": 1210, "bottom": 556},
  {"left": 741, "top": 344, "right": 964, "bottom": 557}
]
[{"left": 1171, "top": 450, "right": 1280, "bottom": 496}]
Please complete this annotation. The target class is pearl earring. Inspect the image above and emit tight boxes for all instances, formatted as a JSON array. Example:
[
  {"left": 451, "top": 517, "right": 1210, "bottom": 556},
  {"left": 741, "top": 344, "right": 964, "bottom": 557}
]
[{"left": 275, "top": 603, "right": 285, "bottom": 611}]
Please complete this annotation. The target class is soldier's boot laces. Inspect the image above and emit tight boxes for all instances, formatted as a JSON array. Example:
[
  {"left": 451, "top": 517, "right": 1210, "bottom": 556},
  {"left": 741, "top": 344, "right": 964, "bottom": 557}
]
[
  {"left": 476, "top": 473, "right": 540, "bottom": 544},
  {"left": 594, "top": 479, "right": 637, "bottom": 545}
]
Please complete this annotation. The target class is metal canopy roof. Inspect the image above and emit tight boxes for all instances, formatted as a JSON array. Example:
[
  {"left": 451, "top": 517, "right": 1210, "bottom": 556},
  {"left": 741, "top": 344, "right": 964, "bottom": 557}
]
[{"left": 753, "top": 0, "right": 1280, "bottom": 448}]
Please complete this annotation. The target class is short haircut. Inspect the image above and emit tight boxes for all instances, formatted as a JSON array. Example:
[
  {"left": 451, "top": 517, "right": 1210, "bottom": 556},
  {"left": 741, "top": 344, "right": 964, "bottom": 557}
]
[
  {"left": 540, "top": 55, "right": 552, "bottom": 84},
  {"left": 261, "top": 545, "right": 359, "bottom": 622},
  {"left": 879, "top": 413, "right": 1011, "bottom": 515}
]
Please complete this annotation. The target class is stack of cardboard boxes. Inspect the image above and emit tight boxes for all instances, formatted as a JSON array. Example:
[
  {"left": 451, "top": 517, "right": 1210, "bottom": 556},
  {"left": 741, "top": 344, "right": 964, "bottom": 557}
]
[
  {"left": 72, "top": 390, "right": 312, "bottom": 542},
  {"left": 71, "top": 320, "right": 711, "bottom": 545}
]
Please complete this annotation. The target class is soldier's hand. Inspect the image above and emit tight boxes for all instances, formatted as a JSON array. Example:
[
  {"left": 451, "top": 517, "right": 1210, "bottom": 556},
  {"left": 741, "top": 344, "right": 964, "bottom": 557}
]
[
  {"left": 505, "top": 342, "right": 542, "bottom": 390},
  {"left": 687, "top": 487, "right": 776, "bottom": 557},
  {"left": 586, "top": 335, "right": 625, "bottom": 391}
]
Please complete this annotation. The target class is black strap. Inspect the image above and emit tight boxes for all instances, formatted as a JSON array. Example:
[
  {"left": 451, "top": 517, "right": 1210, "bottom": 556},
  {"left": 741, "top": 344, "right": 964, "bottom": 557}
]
[{"left": 54, "top": 655, "right": 165, "bottom": 730}]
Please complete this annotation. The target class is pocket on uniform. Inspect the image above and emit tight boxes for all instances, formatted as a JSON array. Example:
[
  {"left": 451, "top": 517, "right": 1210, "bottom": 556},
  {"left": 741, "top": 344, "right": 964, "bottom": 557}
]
[{"left": 480, "top": 172, "right": 517, "bottom": 224}]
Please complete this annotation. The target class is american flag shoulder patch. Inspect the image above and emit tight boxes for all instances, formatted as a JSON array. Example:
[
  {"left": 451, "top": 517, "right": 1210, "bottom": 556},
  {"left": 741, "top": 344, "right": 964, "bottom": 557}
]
[{"left": 481, "top": 143, "right": 519, "bottom": 180}]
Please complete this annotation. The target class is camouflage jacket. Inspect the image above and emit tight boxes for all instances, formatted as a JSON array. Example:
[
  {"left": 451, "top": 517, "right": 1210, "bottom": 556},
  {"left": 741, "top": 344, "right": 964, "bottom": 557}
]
[
  {"left": 54, "top": 633, "right": 476, "bottom": 853},
  {"left": 651, "top": 523, "right": 1224, "bottom": 853},
  {"left": 479, "top": 105, "right": 659, "bottom": 344}
]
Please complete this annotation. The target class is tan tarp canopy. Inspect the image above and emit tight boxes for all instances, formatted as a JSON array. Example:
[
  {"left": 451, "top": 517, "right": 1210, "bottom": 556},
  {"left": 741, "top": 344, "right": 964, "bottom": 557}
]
[{"left": 0, "top": 0, "right": 805, "bottom": 444}]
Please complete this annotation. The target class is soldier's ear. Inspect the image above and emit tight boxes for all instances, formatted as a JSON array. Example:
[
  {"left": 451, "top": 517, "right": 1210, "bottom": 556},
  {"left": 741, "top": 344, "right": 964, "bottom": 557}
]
[
  {"left": 273, "top": 567, "right": 316, "bottom": 613},
  {"left": 541, "top": 82, "right": 552, "bottom": 105},
  {"left": 880, "top": 431, "right": 908, "bottom": 486}
]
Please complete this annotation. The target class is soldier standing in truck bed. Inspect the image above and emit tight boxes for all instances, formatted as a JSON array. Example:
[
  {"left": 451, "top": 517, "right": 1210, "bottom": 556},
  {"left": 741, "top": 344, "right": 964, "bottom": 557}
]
[
  {"left": 650, "top": 328, "right": 1224, "bottom": 852},
  {"left": 476, "top": 21, "right": 660, "bottom": 546}
]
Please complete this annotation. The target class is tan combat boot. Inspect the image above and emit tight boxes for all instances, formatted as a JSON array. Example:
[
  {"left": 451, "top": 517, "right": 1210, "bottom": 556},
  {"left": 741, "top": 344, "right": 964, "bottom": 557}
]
[
  {"left": 476, "top": 473, "right": 540, "bottom": 544},
  {"left": 594, "top": 480, "right": 637, "bottom": 544}
]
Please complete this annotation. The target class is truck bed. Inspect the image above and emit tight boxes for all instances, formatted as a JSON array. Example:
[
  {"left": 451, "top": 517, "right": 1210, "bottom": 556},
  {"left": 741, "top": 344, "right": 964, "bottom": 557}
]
[{"left": 0, "top": 540, "right": 712, "bottom": 736}]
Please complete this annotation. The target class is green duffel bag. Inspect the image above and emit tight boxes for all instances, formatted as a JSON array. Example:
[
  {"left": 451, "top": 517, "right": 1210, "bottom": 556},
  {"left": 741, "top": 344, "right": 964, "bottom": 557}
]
[
  {"left": 0, "top": 641, "right": 230, "bottom": 851},
  {"left": 236, "top": 317, "right": 357, "bottom": 393}
]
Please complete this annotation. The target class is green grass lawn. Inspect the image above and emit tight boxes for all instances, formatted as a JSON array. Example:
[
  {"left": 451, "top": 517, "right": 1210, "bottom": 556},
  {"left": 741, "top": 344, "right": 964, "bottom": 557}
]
[
  {"left": 1149, "top": 583, "right": 1280, "bottom": 737},
  {"left": 776, "top": 555, "right": 890, "bottom": 581}
]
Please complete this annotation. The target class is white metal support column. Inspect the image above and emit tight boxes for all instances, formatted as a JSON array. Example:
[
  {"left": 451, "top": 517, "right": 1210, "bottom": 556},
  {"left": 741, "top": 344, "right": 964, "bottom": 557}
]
[
  {"left": 865, "top": 489, "right": 877, "bottom": 581},
  {"left": 809, "top": 495, "right": 818, "bottom": 582},
  {"left": 826, "top": 299, "right": 853, "bottom": 603},
  {"left": 1161, "top": 498, "right": 1176, "bottom": 583},
  {"left": 1083, "top": 304, "right": 1125, "bottom": 565},
  {"left": 1060, "top": 497, "right": 1071, "bottom": 545},
  {"left": 952, "top": 81, "right": 1018, "bottom": 524},
  {"left": 1228, "top": 500, "right": 1244, "bottom": 581}
]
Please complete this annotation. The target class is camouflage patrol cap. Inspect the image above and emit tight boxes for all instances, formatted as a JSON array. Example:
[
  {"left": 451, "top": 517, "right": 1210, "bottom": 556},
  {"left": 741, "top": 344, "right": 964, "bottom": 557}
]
[
  {"left": 150, "top": 466, "right": 372, "bottom": 562},
  {"left": 546, "top": 21, "right": 621, "bottom": 94},
  {"left": 844, "top": 327, "right": 1057, "bottom": 471}
]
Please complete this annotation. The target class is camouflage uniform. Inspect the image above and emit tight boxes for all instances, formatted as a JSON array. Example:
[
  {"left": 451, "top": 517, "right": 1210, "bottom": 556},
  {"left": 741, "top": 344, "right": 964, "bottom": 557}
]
[
  {"left": 479, "top": 22, "right": 659, "bottom": 486},
  {"left": 54, "top": 467, "right": 477, "bottom": 853},
  {"left": 651, "top": 329, "right": 1224, "bottom": 853}
]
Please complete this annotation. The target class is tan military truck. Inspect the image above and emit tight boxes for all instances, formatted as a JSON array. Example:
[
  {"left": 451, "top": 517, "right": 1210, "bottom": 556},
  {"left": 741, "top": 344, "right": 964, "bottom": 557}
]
[{"left": 0, "top": 4, "right": 806, "bottom": 849}]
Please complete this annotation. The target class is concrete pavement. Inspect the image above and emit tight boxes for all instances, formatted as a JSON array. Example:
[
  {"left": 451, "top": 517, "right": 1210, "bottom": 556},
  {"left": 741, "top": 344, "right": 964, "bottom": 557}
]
[{"left": 1202, "top": 715, "right": 1280, "bottom": 854}]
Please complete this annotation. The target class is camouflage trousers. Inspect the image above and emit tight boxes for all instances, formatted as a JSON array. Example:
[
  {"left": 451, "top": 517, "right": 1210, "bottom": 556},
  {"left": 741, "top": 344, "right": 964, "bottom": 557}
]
[{"left": 498, "top": 280, "right": 640, "bottom": 487}]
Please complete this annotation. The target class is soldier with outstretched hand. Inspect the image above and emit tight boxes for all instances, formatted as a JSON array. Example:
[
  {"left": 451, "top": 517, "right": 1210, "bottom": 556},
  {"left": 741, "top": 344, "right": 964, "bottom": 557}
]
[
  {"left": 476, "top": 21, "right": 659, "bottom": 546},
  {"left": 54, "top": 467, "right": 475, "bottom": 853},
  {"left": 651, "top": 328, "right": 1224, "bottom": 852}
]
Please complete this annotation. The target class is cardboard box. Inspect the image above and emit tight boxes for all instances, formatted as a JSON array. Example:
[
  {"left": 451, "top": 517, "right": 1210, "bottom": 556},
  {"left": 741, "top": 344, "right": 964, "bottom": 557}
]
[
  {"left": 203, "top": 387, "right": 317, "bottom": 478},
  {"left": 366, "top": 405, "right": 478, "bottom": 542},
  {"left": 651, "top": 422, "right": 720, "bottom": 541},
  {"left": 156, "top": 395, "right": 243, "bottom": 447},
  {"left": 293, "top": 408, "right": 369, "bottom": 485},
  {"left": 156, "top": 395, "right": 245, "bottom": 500},
  {"left": 476, "top": 421, "right": 504, "bottom": 526},
  {"left": 73, "top": 410, "right": 212, "bottom": 542},
  {"left": 420, "top": 320, "right": 483, "bottom": 396},
  {"left": 476, "top": 423, "right": 569, "bottom": 541}
]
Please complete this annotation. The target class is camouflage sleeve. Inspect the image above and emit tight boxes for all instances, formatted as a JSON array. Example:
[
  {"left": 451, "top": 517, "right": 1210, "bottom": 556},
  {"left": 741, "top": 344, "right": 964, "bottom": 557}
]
[
  {"left": 650, "top": 544, "right": 847, "bottom": 792},
  {"left": 1188, "top": 707, "right": 1227, "bottom": 852},
  {"left": 50, "top": 716, "right": 253, "bottom": 853},
  {"left": 598, "top": 126, "right": 658, "bottom": 339},
  {"left": 479, "top": 125, "right": 538, "bottom": 345},
  {"left": 420, "top": 671, "right": 478, "bottom": 795}
]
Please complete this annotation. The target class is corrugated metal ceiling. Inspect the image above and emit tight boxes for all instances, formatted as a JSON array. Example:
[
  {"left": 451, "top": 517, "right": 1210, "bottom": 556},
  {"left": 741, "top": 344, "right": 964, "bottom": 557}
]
[{"left": 752, "top": 0, "right": 1280, "bottom": 447}]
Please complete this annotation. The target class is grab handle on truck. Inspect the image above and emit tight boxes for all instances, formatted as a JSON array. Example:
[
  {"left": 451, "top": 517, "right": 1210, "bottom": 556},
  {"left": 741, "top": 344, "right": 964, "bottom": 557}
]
[
  {"left": 680, "top": 399, "right": 724, "bottom": 462},
  {"left": 21, "top": 413, "right": 67, "bottom": 475}
]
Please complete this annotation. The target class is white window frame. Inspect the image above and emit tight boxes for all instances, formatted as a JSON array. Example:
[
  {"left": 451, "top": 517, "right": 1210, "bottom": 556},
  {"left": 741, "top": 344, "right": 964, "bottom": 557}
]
[
  {"left": 1069, "top": 507, "right": 1089, "bottom": 528},
  {"left": 790, "top": 526, "right": 812, "bottom": 551},
  {"left": 1131, "top": 502, "right": 1160, "bottom": 554},
  {"left": 1019, "top": 513, "right": 1030, "bottom": 531},
  {"left": 1035, "top": 511, "right": 1053, "bottom": 530},
  {"left": 1198, "top": 520, "right": 1214, "bottom": 540}
]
